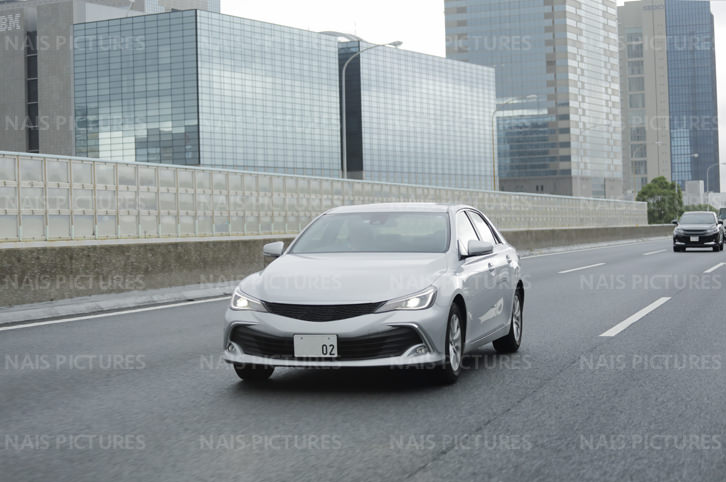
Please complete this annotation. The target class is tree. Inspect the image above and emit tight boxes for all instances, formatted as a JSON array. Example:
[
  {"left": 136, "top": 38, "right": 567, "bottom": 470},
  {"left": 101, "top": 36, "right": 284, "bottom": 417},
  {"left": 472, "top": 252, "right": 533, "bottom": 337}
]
[{"left": 635, "top": 176, "right": 683, "bottom": 224}]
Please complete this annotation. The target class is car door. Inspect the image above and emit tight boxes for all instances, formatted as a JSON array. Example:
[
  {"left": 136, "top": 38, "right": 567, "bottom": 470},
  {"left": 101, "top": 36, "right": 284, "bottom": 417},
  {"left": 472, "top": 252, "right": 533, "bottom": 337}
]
[
  {"left": 466, "top": 210, "right": 513, "bottom": 336},
  {"left": 454, "top": 210, "right": 498, "bottom": 345}
]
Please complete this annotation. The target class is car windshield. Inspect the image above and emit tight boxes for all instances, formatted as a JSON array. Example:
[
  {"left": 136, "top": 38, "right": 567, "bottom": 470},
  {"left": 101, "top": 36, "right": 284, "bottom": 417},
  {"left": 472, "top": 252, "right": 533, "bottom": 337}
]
[
  {"left": 290, "top": 212, "right": 450, "bottom": 253},
  {"left": 680, "top": 213, "right": 716, "bottom": 224}
]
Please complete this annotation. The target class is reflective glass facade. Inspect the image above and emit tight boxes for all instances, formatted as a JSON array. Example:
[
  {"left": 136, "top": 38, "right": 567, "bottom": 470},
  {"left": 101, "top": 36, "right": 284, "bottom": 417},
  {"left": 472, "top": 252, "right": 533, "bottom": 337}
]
[
  {"left": 340, "top": 41, "right": 495, "bottom": 189},
  {"left": 75, "top": 10, "right": 342, "bottom": 177},
  {"left": 445, "top": 0, "right": 623, "bottom": 198},
  {"left": 665, "top": 0, "right": 719, "bottom": 192},
  {"left": 74, "top": 11, "right": 200, "bottom": 164},
  {"left": 196, "top": 12, "right": 341, "bottom": 176}
]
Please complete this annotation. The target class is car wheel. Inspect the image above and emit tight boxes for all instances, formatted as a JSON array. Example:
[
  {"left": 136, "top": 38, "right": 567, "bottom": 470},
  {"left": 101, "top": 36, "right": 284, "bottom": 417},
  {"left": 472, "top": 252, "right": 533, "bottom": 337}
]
[
  {"left": 433, "top": 304, "right": 464, "bottom": 385},
  {"left": 713, "top": 245, "right": 720, "bottom": 252},
  {"left": 493, "top": 290, "right": 523, "bottom": 354},
  {"left": 673, "top": 246, "right": 683, "bottom": 252},
  {"left": 233, "top": 363, "right": 274, "bottom": 382}
]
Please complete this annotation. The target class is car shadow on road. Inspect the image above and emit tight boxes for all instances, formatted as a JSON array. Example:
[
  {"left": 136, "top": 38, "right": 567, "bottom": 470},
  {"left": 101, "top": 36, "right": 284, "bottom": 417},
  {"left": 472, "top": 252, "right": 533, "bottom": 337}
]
[{"left": 228, "top": 348, "right": 524, "bottom": 395}]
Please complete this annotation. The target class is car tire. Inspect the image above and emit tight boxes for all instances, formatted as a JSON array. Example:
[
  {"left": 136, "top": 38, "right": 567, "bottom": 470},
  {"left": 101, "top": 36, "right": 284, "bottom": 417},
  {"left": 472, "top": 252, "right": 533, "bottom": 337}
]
[
  {"left": 493, "top": 290, "right": 523, "bottom": 354},
  {"left": 433, "top": 304, "right": 464, "bottom": 385},
  {"left": 233, "top": 363, "right": 274, "bottom": 382},
  {"left": 673, "top": 246, "right": 683, "bottom": 252},
  {"left": 713, "top": 245, "right": 720, "bottom": 252}
]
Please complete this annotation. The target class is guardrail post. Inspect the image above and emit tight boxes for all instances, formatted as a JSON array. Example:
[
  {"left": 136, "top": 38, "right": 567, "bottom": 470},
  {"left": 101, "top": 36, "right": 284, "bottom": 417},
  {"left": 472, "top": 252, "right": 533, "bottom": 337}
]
[{"left": 16, "top": 155, "right": 22, "bottom": 241}]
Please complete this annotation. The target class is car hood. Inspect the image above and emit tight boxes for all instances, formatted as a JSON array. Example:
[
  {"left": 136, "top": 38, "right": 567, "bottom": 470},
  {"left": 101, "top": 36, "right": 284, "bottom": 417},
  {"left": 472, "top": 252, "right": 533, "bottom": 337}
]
[
  {"left": 677, "top": 224, "right": 718, "bottom": 231},
  {"left": 240, "top": 252, "right": 448, "bottom": 304}
]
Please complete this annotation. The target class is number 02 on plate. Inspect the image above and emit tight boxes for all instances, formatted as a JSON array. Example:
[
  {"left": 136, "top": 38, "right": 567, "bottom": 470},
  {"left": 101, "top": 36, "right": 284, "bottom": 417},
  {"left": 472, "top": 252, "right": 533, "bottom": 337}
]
[{"left": 293, "top": 334, "right": 338, "bottom": 358}]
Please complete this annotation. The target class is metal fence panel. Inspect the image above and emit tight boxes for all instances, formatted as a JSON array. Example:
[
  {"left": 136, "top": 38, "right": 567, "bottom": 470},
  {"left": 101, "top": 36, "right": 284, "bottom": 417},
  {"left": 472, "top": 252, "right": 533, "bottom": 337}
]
[{"left": 0, "top": 152, "right": 648, "bottom": 242}]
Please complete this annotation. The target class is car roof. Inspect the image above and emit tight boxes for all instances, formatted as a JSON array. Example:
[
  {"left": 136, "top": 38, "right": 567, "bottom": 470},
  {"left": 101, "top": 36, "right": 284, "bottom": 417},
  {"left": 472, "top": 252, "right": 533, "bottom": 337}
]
[
  {"left": 325, "top": 203, "right": 473, "bottom": 214},
  {"left": 682, "top": 211, "right": 716, "bottom": 215}
]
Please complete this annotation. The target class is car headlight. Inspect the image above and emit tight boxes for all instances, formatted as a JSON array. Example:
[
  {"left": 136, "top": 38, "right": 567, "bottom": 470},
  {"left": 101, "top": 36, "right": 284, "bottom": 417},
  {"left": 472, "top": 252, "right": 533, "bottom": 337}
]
[
  {"left": 674, "top": 227, "right": 684, "bottom": 234},
  {"left": 230, "top": 288, "right": 267, "bottom": 312},
  {"left": 706, "top": 226, "right": 719, "bottom": 235},
  {"left": 376, "top": 287, "right": 437, "bottom": 313}
]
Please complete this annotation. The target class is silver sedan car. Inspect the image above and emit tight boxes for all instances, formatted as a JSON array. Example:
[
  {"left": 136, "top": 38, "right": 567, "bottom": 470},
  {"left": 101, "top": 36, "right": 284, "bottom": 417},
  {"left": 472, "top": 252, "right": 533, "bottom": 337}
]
[{"left": 223, "top": 203, "right": 524, "bottom": 384}]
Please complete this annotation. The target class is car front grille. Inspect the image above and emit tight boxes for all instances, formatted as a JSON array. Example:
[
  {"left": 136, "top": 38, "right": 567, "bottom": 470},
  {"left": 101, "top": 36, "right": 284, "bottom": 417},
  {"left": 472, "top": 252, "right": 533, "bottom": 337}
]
[
  {"left": 261, "top": 301, "right": 383, "bottom": 321},
  {"left": 230, "top": 326, "right": 423, "bottom": 360}
]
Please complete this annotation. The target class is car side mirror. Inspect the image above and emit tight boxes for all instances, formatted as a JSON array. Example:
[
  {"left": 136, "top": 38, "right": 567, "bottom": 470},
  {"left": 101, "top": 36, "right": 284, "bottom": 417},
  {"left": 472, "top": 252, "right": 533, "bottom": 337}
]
[
  {"left": 466, "top": 240, "right": 494, "bottom": 257},
  {"left": 671, "top": 219, "right": 678, "bottom": 225},
  {"left": 263, "top": 241, "right": 284, "bottom": 258},
  {"left": 719, "top": 220, "right": 724, "bottom": 225}
]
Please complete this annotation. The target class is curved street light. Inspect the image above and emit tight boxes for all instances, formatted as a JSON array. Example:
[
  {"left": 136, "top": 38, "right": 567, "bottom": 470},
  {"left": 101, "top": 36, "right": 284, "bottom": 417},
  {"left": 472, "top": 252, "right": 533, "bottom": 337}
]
[
  {"left": 491, "top": 94, "right": 537, "bottom": 190},
  {"left": 706, "top": 162, "right": 723, "bottom": 193},
  {"left": 338, "top": 40, "right": 402, "bottom": 179}
]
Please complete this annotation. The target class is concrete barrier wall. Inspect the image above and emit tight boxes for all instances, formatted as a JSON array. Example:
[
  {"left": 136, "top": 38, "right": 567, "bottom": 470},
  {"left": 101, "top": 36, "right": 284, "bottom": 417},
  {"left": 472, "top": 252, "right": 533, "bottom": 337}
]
[
  {"left": 0, "top": 226, "right": 673, "bottom": 307},
  {"left": 502, "top": 225, "right": 675, "bottom": 252}
]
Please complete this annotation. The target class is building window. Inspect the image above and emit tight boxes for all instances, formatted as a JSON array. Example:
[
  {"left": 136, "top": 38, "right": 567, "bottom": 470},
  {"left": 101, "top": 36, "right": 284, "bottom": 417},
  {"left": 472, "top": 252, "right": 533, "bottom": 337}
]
[
  {"left": 633, "top": 160, "right": 647, "bottom": 175},
  {"left": 631, "top": 143, "right": 647, "bottom": 158},
  {"left": 630, "top": 126, "right": 646, "bottom": 142},
  {"left": 628, "top": 77, "right": 645, "bottom": 92},
  {"left": 629, "top": 93, "right": 645, "bottom": 108},
  {"left": 25, "top": 31, "right": 39, "bottom": 153},
  {"left": 627, "top": 43, "right": 643, "bottom": 58},
  {"left": 627, "top": 32, "right": 643, "bottom": 43},
  {"left": 628, "top": 61, "right": 644, "bottom": 75}
]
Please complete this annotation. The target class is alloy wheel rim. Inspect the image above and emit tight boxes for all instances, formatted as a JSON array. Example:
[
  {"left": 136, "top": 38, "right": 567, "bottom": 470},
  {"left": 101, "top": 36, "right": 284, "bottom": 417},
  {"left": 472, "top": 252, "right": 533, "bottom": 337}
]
[
  {"left": 512, "top": 296, "right": 522, "bottom": 343},
  {"left": 449, "top": 314, "right": 462, "bottom": 371}
]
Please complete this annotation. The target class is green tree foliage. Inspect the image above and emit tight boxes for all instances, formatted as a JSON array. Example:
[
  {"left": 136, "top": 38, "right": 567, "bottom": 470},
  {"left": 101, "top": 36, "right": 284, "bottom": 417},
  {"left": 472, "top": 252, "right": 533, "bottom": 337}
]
[{"left": 635, "top": 176, "right": 683, "bottom": 224}]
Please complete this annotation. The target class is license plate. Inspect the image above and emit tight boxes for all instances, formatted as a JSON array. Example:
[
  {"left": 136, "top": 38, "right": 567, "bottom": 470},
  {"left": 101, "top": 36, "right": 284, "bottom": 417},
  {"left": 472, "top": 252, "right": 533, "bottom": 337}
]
[
  {"left": 691, "top": 236, "right": 699, "bottom": 242},
  {"left": 293, "top": 334, "right": 338, "bottom": 358}
]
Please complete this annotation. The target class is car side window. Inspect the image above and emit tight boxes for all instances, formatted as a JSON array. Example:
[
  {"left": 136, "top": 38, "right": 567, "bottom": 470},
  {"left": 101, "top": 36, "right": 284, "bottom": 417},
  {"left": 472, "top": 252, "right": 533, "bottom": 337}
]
[
  {"left": 467, "top": 211, "right": 497, "bottom": 245},
  {"left": 456, "top": 211, "right": 479, "bottom": 256}
]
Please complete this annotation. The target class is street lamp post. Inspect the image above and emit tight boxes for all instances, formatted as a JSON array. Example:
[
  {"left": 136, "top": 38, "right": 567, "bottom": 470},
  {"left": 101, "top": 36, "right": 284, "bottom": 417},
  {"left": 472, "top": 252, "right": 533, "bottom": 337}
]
[
  {"left": 706, "top": 162, "right": 723, "bottom": 193},
  {"left": 340, "top": 40, "right": 402, "bottom": 179},
  {"left": 490, "top": 94, "right": 537, "bottom": 191}
]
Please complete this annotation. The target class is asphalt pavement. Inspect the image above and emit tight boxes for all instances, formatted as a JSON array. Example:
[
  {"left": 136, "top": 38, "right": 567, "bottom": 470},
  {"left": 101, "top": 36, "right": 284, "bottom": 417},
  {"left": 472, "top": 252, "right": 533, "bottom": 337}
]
[{"left": 1, "top": 237, "right": 724, "bottom": 482}]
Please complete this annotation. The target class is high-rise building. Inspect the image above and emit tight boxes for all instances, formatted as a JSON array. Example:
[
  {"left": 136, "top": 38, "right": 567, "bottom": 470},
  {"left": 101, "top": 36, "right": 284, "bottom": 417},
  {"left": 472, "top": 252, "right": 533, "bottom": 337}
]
[
  {"left": 339, "top": 41, "right": 495, "bottom": 189},
  {"left": 445, "top": 0, "right": 623, "bottom": 199},
  {"left": 0, "top": 0, "right": 217, "bottom": 157},
  {"left": 619, "top": 0, "right": 719, "bottom": 194},
  {"left": 618, "top": 0, "right": 671, "bottom": 196}
]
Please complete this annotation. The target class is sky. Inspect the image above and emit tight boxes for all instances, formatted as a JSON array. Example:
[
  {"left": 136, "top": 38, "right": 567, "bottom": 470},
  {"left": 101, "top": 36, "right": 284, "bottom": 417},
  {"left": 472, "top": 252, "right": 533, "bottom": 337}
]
[{"left": 222, "top": 0, "right": 726, "bottom": 192}]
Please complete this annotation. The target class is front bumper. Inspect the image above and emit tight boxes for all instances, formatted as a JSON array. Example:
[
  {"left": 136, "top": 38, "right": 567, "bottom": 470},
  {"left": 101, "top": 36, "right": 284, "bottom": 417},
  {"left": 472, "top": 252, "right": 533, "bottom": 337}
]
[
  {"left": 673, "top": 233, "right": 720, "bottom": 247},
  {"left": 222, "top": 304, "right": 449, "bottom": 368},
  {"left": 223, "top": 347, "right": 445, "bottom": 368}
]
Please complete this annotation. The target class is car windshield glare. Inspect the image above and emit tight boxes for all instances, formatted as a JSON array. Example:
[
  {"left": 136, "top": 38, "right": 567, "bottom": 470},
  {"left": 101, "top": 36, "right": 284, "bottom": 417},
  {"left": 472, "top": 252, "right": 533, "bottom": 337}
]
[
  {"left": 290, "top": 212, "right": 450, "bottom": 254},
  {"left": 679, "top": 213, "right": 716, "bottom": 225}
]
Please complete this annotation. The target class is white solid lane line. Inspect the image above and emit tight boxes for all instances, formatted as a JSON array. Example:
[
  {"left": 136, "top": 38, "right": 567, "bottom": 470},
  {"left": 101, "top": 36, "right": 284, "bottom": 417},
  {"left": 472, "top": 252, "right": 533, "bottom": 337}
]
[
  {"left": 704, "top": 262, "right": 726, "bottom": 274},
  {"left": 0, "top": 296, "right": 230, "bottom": 333},
  {"left": 599, "top": 297, "right": 671, "bottom": 337},
  {"left": 643, "top": 249, "right": 666, "bottom": 256},
  {"left": 557, "top": 263, "right": 606, "bottom": 274}
]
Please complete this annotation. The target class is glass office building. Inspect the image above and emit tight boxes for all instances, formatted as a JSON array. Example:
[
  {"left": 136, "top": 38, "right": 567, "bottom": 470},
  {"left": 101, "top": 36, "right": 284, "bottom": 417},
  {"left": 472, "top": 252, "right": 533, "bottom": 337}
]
[
  {"left": 74, "top": 11, "right": 200, "bottom": 164},
  {"left": 665, "top": 0, "right": 719, "bottom": 192},
  {"left": 74, "top": 10, "right": 342, "bottom": 177},
  {"left": 340, "top": 41, "right": 495, "bottom": 189},
  {"left": 445, "top": 0, "right": 623, "bottom": 198}
]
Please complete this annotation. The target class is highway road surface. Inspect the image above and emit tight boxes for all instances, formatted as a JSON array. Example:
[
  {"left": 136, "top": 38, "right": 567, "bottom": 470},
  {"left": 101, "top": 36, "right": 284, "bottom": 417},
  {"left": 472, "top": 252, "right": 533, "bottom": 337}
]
[{"left": 1, "top": 238, "right": 725, "bottom": 482}]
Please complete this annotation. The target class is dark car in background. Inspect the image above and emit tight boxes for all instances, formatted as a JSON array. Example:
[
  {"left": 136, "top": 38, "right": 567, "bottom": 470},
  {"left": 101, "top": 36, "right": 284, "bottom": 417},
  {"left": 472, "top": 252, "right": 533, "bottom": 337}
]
[
  {"left": 673, "top": 211, "right": 724, "bottom": 252},
  {"left": 719, "top": 208, "right": 726, "bottom": 223}
]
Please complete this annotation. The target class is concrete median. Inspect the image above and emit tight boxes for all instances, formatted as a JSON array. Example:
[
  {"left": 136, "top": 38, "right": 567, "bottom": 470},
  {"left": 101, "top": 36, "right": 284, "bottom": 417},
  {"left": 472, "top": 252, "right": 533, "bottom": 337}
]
[{"left": 0, "top": 225, "right": 673, "bottom": 307}]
